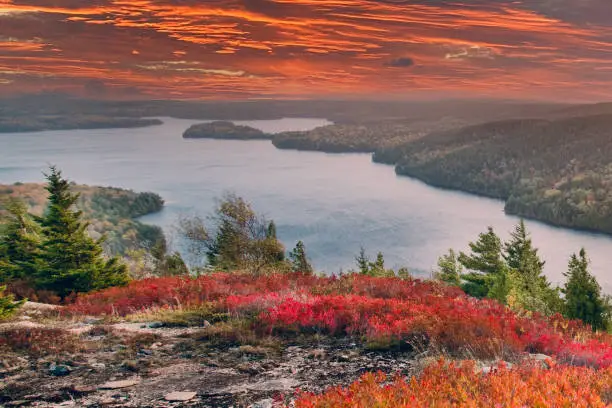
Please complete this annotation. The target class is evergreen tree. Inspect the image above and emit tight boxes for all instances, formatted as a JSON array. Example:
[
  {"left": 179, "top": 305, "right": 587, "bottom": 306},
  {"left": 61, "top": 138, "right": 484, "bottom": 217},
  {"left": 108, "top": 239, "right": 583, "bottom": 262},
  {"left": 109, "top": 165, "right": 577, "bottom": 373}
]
[
  {"left": 37, "top": 167, "right": 128, "bottom": 298},
  {"left": 504, "top": 219, "right": 545, "bottom": 272},
  {"left": 0, "top": 199, "right": 41, "bottom": 283},
  {"left": 504, "top": 220, "right": 561, "bottom": 315},
  {"left": 355, "top": 247, "right": 370, "bottom": 275},
  {"left": 0, "top": 285, "right": 24, "bottom": 320},
  {"left": 289, "top": 241, "right": 313, "bottom": 274},
  {"left": 563, "top": 249, "right": 611, "bottom": 331},
  {"left": 459, "top": 227, "right": 506, "bottom": 299},
  {"left": 369, "top": 252, "right": 386, "bottom": 275},
  {"left": 266, "top": 221, "right": 277, "bottom": 239},
  {"left": 434, "top": 249, "right": 462, "bottom": 286}
]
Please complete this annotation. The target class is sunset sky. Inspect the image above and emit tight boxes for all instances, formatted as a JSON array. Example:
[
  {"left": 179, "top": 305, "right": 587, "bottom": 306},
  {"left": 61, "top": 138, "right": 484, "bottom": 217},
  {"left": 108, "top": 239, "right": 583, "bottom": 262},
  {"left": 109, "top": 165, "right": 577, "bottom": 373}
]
[{"left": 1, "top": 0, "right": 611, "bottom": 100}]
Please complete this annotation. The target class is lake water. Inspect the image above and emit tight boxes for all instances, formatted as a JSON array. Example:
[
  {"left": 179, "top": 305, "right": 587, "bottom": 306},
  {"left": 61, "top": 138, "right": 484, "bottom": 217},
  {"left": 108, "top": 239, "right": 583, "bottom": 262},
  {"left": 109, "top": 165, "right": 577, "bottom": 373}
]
[{"left": 1, "top": 117, "right": 612, "bottom": 293}]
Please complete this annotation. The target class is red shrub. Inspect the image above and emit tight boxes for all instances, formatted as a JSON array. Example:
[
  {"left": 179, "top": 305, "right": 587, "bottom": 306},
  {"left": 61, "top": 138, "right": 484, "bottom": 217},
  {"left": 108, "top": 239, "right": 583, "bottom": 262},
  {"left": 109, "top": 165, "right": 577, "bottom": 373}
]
[{"left": 67, "top": 272, "right": 612, "bottom": 367}]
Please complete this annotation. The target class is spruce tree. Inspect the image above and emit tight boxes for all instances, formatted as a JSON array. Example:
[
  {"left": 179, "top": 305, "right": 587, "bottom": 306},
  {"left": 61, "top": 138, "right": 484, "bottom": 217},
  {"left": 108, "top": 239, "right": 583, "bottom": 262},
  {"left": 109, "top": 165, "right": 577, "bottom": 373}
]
[
  {"left": 435, "top": 249, "right": 462, "bottom": 286},
  {"left": 37, "top": 167, "right": 128, "bottom": 298},
  {"left": 355, "top": 247, "right": 370, "bottom": 275},
  {"left": 459, "top": 227, "right": 506, "bottom": 298},
  {"left": 504, "top": 220, "right": 561, "bottom": 314},
  {"left": 563, "top": 249, "right": 610, "bottom": 331},
  {"left": 0, "top": 285, "right": 24, "bottom": 320},
  {"left": 289, "top": 241, "right": 313, "bottom": 274},
  {"left": 0, "top": 199, "right": 41, "bottom": 284}
]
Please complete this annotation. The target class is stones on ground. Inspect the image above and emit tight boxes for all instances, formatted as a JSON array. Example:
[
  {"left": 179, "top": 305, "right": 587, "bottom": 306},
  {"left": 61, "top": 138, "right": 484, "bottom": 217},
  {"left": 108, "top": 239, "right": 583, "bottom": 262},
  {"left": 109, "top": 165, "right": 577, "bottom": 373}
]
[
  {"left": 99, "top": 378, "right": 141, "bottom": 389},
  {"left": 49, "top": 363, "right": 71, "bottom": 376},
  {"left": 91, "top": 362, "right": 106, "bottom": 371},
  {"left": 164, "top": 391, "right": 198, "bottom": 402}
]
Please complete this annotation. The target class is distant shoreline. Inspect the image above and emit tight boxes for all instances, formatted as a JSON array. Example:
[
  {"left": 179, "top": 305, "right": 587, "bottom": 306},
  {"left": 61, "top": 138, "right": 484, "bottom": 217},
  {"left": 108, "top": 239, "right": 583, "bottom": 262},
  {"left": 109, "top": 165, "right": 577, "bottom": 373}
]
[{"left": 0, "top": 116, "right": 163, "bottom": 133}]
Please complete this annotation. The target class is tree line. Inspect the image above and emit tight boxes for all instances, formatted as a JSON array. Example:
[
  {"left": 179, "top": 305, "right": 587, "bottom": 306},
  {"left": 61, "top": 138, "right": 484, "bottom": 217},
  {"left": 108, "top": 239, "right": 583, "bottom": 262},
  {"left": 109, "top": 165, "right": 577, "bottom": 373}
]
[{"left": 434, "top": 220, "right": 611, "bottom": 331}]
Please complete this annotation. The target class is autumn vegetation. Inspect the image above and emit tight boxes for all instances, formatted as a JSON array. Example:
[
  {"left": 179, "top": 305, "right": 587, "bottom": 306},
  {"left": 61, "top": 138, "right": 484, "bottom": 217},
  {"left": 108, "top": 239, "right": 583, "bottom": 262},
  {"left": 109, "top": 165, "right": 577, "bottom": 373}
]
[{"left": 2, "top": 167, "right": 612, "bottom": 406}]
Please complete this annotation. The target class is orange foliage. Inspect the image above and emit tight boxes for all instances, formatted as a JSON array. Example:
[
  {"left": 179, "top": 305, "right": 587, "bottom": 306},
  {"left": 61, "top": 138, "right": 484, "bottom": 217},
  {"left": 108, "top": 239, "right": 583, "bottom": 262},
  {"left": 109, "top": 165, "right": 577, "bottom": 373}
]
[{"left": 295, "top": 360, "right": 612, "bottom": 408}]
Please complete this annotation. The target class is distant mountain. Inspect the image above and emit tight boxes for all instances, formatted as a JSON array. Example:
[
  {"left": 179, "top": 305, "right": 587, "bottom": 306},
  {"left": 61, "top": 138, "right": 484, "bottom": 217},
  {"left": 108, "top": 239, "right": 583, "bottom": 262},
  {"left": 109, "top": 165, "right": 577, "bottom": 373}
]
[{"left": 379, "top": 114, "right": 612, "bottom": 234}]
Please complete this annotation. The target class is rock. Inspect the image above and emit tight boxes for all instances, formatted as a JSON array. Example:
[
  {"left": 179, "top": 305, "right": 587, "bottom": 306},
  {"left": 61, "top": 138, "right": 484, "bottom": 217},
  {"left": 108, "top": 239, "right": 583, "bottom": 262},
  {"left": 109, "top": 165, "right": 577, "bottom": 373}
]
[
  {"left": 164, "top": 391, "right": 198, "bottom": 402},
  {"left": 91, "top": 362, "right": 106, "bottom": 370},
  {"left": 308, "top": 349, "right": 326, "bottom": 360},
  {"left": 83, "top": 317, "right": 102, "bottom": 325},
  {"left": 337, "top": 354, "right": 351, "bottom": 362},
  {"left": 99, "top": 378, "right": 141, "bottom": 389},
  {"left": 5, "top": 400, "right": 28, "bottom": 407},
  {"left": 73, "top": 385, "right": 97, "bottom": 394},
  {"left": 528, "top": 353, "right": 553, "bottom": 368},
  {"left": 146, "top": 322, "right": 165, "bottom": 329},
  {"left": 49, "top": 363, "right": 71, "bottom": 376},
  {"left": 121, "top": 360, "right": 140, "bottom": 372},
  {"left": 250, "top": 398, "right": 274, "bottom": 408}
]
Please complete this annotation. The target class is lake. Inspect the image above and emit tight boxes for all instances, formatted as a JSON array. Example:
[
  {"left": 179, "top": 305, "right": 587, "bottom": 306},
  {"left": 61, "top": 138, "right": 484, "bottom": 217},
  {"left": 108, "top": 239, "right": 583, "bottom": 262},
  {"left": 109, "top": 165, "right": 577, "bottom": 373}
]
[{"left": 1, "top": 117, "right": 612, "bottom": 292}]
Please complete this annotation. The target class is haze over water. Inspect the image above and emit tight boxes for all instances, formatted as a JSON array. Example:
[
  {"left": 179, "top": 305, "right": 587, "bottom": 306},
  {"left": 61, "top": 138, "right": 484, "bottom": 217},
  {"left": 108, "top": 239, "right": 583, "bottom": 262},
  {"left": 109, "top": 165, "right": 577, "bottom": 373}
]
[{"left": 1, "top": 117, "right": 612, "bottom": 293}]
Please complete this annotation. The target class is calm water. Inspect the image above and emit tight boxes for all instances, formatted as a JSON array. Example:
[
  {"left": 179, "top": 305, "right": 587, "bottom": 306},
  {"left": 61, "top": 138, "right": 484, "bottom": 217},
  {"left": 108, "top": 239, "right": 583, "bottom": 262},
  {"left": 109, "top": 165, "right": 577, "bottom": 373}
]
[{"left": 1, "top": 117, "right": 612, "bottom": 292}]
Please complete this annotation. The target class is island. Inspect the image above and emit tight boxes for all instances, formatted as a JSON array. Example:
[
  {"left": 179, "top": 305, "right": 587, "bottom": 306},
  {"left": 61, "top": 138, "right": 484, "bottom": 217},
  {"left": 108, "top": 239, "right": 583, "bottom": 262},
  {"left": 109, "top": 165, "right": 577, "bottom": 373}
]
[{"left": 182, "top": 121, "right": 269, "bottom": 140}]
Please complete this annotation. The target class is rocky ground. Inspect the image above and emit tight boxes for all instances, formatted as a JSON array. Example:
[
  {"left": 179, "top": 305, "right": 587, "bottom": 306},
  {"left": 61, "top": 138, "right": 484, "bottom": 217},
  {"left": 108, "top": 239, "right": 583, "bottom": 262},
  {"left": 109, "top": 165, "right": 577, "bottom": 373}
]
[{"left": 0, "top": 303, "right": 421, "bottom": 408}]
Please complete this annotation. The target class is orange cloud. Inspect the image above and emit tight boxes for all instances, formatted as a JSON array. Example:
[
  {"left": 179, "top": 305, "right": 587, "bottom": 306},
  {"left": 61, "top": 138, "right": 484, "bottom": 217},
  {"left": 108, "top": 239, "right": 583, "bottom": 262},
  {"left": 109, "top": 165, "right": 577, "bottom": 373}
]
[{"left": 0, "top": 0, "right": 610, "bottom": 100}]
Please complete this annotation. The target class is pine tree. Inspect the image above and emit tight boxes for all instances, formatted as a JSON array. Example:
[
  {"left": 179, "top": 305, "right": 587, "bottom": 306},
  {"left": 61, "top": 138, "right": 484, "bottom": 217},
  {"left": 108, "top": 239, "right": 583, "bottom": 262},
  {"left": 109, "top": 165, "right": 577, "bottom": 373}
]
[
  {"left": 0, "top": 285, "right": 23, "bottom": 320},
  {"left": 563, "top": 249, "right": 610, "bottom": 331},
  {"left": 355, "top": 247, "right": 370, "bottom": 275},
  {"left": 289, "top": 241, "right": 313, "bottom": 274},
  {"left": 503, "top": 220, "right": 561, "bottom": 315},
  {"left": 459, "top": 227, "right": 506, "bottom": 299},
  {"left": 504, "top": 219, "right": 545, "bottom": 278},
  {"left": 37, "top": 167, "right": 128, "bottom": 298},
  {"left": 266, "top": 221, "right": 277, "bottom": 239},
  {"left": 0, "top": 199, "right": 41, "bottom": 283},
  {"left": 434, "top": 249, "right": 462, "bottom": 286}
]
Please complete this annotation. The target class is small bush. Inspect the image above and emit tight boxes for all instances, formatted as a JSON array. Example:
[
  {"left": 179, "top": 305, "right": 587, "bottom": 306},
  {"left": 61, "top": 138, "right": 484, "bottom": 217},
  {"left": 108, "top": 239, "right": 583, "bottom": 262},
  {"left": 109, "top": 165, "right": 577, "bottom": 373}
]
[{"left": 0, "top": 328, "right": 83, "bottom": 357}]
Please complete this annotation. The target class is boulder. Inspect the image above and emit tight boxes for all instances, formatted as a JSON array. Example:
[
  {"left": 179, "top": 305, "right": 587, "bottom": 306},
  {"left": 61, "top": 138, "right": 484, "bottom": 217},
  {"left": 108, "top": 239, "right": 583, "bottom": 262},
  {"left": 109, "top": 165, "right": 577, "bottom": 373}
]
[{"left": 164, "top": 391, "right": 197, "bottom": 402}]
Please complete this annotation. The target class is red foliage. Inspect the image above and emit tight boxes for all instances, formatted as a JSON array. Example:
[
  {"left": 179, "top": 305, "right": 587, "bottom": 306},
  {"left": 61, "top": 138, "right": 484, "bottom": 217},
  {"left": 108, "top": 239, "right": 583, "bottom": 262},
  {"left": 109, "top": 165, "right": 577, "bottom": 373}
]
[
  {"left": 68, "top": 272, "right": 612, "bottom": 367},
  {"left": 0, "top": 327, "right": 83, "bottom": 356},
  {"left": 294, "top": 360, "right": 612, "bottom": 407}
]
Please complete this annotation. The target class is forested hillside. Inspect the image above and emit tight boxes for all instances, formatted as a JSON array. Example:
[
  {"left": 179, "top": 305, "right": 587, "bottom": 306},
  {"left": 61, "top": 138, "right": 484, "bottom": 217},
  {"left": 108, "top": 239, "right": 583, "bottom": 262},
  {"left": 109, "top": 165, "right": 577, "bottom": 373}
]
[
  {"left": 375, "top": 114, "right": 612, "bottom": 234},
  {"left": 0, "top": 183, "right": 164, "bottom": 255}
]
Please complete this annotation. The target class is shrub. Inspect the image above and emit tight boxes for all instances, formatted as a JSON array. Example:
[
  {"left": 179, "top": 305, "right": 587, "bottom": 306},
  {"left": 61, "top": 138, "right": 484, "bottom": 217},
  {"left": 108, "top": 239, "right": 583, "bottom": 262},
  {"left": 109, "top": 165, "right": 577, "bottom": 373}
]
[
  {"left": 0, "top": 327, "right": 83, "bottom": 357},
  {"left": 294, "top": 360, "right": 612, "bottom": 407},
  {"left": 67, "top": 272, "right": 612, "bottom": 366}
]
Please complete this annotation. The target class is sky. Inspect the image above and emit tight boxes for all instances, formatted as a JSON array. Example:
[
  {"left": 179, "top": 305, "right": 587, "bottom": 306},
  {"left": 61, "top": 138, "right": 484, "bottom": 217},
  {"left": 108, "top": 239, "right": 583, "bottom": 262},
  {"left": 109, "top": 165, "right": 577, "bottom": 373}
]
[{"left": 1, "top": 0, "right": 611, "bottom": 101}]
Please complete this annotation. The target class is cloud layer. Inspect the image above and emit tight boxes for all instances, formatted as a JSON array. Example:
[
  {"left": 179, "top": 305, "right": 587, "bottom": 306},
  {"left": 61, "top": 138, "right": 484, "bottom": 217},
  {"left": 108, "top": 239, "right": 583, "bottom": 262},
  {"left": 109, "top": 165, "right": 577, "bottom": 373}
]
[{"left": 1, "top": 0, "right": 611, "bottom": 100}]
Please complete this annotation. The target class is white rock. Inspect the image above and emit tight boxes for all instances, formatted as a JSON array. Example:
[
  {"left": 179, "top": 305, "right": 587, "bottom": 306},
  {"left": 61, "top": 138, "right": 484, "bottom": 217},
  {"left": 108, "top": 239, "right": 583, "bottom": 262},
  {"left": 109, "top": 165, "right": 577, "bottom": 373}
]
[
  {"left": 99, "top": 378, "right": 141, "bottom": 389},
  {"left": 164, "top": 391, "right": 197, "bottom": 402}
]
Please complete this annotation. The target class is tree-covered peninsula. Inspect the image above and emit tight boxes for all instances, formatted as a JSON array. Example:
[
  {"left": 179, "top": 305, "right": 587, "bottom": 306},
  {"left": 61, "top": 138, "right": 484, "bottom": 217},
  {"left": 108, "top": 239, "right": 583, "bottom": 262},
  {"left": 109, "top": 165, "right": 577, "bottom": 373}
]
[
  {"left": 0, "top": 182, "right": 164, "bottom": 255},
  {"left": 377, "top": 114, "right": 612, "bottom": 234},
  {"left": 0, "top": 115, "right": 162, "bottom": 133}
]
